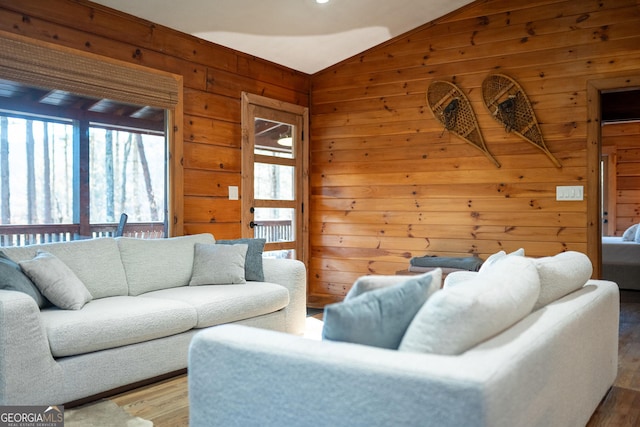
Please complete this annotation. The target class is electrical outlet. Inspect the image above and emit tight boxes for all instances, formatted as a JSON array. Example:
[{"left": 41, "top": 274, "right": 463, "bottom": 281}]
[{"left": 556, "top": 186, "right": 583, "bottom": 201}]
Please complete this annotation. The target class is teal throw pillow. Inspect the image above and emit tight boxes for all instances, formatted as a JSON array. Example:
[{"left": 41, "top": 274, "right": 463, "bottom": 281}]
[
  {"left": 322, "top": 270, "right": 441, "bottom": 349},
  {"left": 0, "top": 250, "right": 49, "bottom": 308},
  {"left": 217, "top": 238, "right": 266, "bottom": 281}
]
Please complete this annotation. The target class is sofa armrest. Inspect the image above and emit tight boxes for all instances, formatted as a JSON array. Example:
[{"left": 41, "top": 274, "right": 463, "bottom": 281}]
[
  {"left": 261, "top": 258, "right": 306, "bottom": 335},
  {"left": 0, "top": 291, "right": 63, "bottom": 404},
  {"left": 189, "top": 280, "right": 619, "bottom": 427}
]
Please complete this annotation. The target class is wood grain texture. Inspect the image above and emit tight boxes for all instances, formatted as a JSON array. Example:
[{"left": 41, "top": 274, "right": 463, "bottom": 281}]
[
  {"left": 309, "top": 0, "right": 640, "bottom": 301},
  {"left": 4, "top": 0, "right": 640, "bottom": 303},
  {"left": 0, "top": 0, "right": 309, "bottom": 240}
]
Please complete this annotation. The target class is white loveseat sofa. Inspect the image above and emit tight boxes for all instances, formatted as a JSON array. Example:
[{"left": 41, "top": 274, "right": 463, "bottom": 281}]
[
  {"left": 0, "top": 233, "right": 306, "bottom": 405},
  {"left": 189, "top": 251, "right": 619, "bottom": 427}
]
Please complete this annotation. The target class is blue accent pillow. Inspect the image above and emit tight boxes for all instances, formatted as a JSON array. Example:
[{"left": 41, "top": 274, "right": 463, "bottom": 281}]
[
  {"left": 321, "top": 270, "right": 441, "bottom": 349},
  {"left": 0, "top": 250, "right": 50, "bottom": 308},
  {"left": 216, "top": 238, "right": 266, "bottom": 281}
]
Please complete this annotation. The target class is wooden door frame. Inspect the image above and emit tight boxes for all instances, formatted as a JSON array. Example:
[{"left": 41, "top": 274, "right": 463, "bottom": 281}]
[
  {"left": 587, "top": 74, "right": 640, "bottom": 278},
  {"left": 600, "top": 145, "right": 617, "bottom": 237},
  {"left": 240, "top": 92, "right": 310, "bottom": 266}
]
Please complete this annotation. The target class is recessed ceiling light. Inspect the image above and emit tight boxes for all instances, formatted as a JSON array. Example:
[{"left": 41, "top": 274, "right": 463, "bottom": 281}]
[{"left": 316, "top": 0, "right": 329, "bottom": 3}]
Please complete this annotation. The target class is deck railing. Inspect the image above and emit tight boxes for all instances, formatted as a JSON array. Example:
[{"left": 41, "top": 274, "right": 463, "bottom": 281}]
[
  {"left": 0, "top": 223, "right": 165, "bottom": 247},
  {"left": 252, "top": 219, "right": 293, "bottom": 242},
  {"left": 0, "top": 220, "right": 291, "bottom": 247}
]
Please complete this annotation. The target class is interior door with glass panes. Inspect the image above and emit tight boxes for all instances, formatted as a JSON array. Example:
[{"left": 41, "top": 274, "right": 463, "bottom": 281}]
[{"left": 242, "top": 94, "right": 308, "bottom": 262}]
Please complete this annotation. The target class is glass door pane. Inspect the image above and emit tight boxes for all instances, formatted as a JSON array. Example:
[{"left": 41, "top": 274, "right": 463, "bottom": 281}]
[
  {"left": 254, "top": 163, "right": 294, "bottom": 201},
  {"left": 254, "top": 120, "right": 294, "bottom": 159},
  {"left": 251, "top": 116, "right": 298, "bottom": 257},
  {"left": 253, "top": 207, "right": 296, "bottom": 259},
  {"left": 242, "top": 93, "right": 308, "bottom": 264}
]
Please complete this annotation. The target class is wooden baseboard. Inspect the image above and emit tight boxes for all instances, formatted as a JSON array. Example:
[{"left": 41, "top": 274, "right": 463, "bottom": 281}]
[
  {"left": 64, "top": 368, "right": 187, "bottom": 408},
  {"left": 307, "top": 294, "right": 342, "bottom": 308}
]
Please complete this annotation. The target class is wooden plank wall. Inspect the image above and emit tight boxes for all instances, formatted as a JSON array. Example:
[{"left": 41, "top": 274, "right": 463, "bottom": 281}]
[
  {"left": 603, "top": 121, "right": 640, "bottom": 234},
  {"left": 0, "top": 0, "right": 310, "bottom": 240},
  {"left": 309, "top": 0, "right": 640, "bottom": 304}
]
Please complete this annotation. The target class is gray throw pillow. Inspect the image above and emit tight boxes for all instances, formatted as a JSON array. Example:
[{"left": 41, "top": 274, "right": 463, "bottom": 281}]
[
  {"left": 18, "top": 251, "right": 92, "bottom": 310},
  {"left": 321, "top": 270, "right": 442, "bottom": 349},
  {"left": 0, "top": 250, "right": 49, "bottom": 308},
  {"left": 216, "top": 238, "right": 266, "bottom": 281},
  {"left": 189, "top": 243, "right": 248, "bottom": 285}
]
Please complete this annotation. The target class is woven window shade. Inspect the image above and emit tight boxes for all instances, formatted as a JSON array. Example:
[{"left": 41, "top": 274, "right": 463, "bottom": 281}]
[{"left": 0, "top": 34, "right": 179, "bottom": 109}]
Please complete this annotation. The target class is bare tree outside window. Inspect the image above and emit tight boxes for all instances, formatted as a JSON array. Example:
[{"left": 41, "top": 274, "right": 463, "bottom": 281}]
[
  {"left": 0, "top": 113, "right": 166, "bottom": 244},
  {"left": 0, "top": 116, "right": 10, "bottom": 224}
]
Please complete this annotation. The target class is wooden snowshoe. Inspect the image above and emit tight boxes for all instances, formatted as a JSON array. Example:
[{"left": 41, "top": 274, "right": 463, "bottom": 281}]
[
  {"left": 482, "top": 74, "right": 561, "bottom": 168},
  {"left": 427, "top": 80, "right": 500, "bottom": 168}
]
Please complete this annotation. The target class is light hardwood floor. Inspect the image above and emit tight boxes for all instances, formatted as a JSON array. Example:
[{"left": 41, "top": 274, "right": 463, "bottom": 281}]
[{"left": 108, "top": 294, "right": 640, "bottom": 426}]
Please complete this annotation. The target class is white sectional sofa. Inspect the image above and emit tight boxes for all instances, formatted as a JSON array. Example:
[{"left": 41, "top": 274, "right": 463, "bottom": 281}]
[
  {"left": 0, "top": 233, "right": 306, "bottom": 405},
  {"left": 189, "top": 251, "right": 619, "bottom": 427}
]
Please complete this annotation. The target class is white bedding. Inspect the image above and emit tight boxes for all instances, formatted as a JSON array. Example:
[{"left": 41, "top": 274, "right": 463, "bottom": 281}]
[{"left": 602, "top": 236, "right": 640, "bottom": 290}]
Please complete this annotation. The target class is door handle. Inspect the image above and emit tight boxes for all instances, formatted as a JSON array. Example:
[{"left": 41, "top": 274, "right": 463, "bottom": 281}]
[{"left": 249, "top": 221, "right": 256, "bottom": 228}]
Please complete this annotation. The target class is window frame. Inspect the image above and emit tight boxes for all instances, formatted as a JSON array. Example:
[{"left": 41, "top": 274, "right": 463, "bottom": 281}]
[{"left": 0, "top": 30, "right": 184, "bottom": 236}]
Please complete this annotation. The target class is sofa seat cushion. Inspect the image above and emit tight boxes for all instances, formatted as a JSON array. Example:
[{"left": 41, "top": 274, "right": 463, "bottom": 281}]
[
  {"left": 139, "top": 282, "right": 289, "bottom": 328},
  {"left": 1, "top": 238, "right": 128, "bottom": 299},
  {"left": 117, "top": 234, "right": 215, "bottom": 296},
  {"left": 40, "top": 296, "right": 197, "bottom": 357}
]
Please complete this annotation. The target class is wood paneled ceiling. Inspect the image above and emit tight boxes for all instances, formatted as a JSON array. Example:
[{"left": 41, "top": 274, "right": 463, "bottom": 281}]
[{"left": 0, "top": 78, "right": 165, "bottom": 131}]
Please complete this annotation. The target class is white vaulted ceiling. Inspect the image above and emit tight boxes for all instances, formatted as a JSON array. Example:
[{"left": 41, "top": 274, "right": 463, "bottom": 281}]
[{"left": 90, "top": 0, "right": 474, "bottom": 74}]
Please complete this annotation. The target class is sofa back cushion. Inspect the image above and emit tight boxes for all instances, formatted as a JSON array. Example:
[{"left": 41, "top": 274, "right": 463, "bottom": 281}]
[
  {"left": 117, "top": 233, "right": 215, "bottom": 296},
  {"left": 1, "top": 238, "right": 128, "bottom": 299},
  {"left": 0, "top": 250, "right": 49, "bottom": 307},
  {"left": 445, "top": 250, "right": 593, "bottom": 310},
  {"left": 399, "top": 255, "right": 540, "bottom": 355},
  {"left": 532, "top": 251, "right": 593, "bottom": 310}
]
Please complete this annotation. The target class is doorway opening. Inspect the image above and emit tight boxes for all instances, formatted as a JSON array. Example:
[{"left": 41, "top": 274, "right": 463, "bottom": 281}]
[
  {"left": 240, "top": 93, "right": 309, "bottom": 264},
  {"left": 587, "top": 76, "right": 640, "bottom": 278}
]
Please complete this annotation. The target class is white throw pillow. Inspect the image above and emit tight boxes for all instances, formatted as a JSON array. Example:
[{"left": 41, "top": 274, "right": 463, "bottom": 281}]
[
  {"left": 189, "top": 243, "right": 248, "bottom": 285},
  {"left": 19, "top": 250, "right": 92, "bottom": 310},
  {"left": 399, "top": 255, "right": 540, "bottom": 355},
  {"left": 442, "top": 270, "right": 478, "bottom": 288},
  {"left": 478, "top": 248, "right": 524, "bottom": 273},
  {"left": 622, "top": 223, "right": 639, "bottom": 241},
  {"left": 532, "top": 251, "right": 592, "bottom": 310}
]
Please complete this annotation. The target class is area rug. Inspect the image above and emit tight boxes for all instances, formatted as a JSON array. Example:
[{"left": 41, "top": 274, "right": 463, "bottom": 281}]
[
  {"left": 304, "top": 316, "right": 324, "bottom": 340},
  {"left": 64, "top": 399, "right": 153, "bottom": 427}
]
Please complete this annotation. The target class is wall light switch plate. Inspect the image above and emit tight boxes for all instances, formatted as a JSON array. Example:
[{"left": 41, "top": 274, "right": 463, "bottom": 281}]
[
  {"left": 228, "top": 186, "right": 239, "bottom": 200},
  {"left": 556, "top": 185, "right": 583, "bottom": 201}
]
